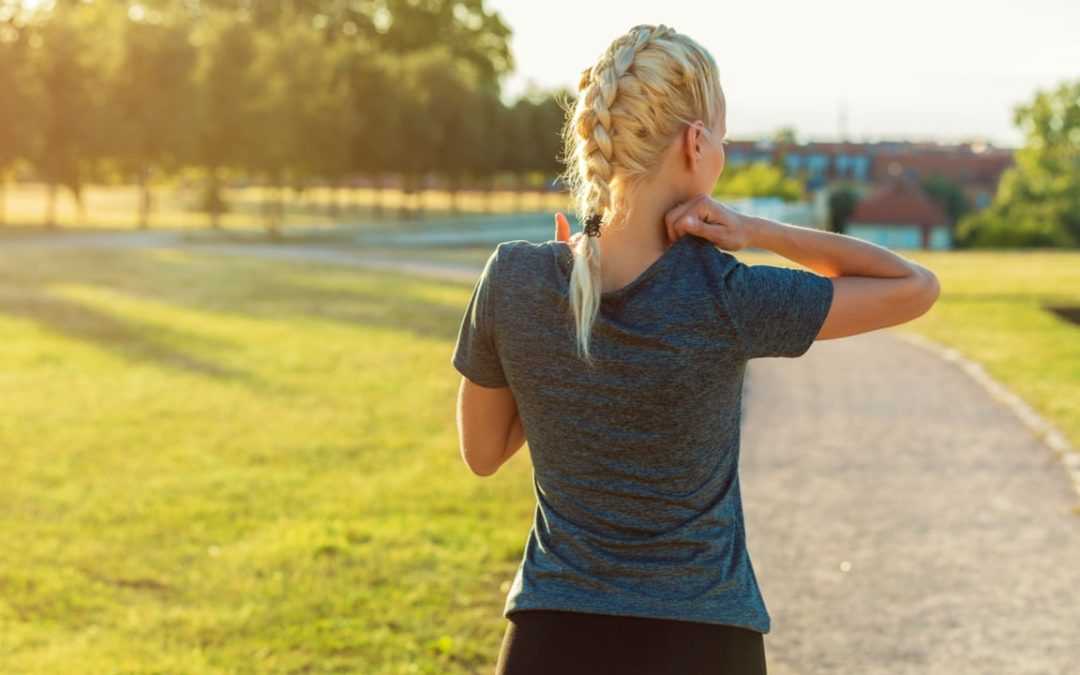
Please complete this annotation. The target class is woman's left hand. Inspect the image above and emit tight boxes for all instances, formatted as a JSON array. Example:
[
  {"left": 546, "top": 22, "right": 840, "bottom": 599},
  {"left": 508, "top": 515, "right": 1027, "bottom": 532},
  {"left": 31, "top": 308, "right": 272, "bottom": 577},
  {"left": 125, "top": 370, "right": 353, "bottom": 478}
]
[{"left": 555, "top": 212, "right": 583, "bottom": 246}]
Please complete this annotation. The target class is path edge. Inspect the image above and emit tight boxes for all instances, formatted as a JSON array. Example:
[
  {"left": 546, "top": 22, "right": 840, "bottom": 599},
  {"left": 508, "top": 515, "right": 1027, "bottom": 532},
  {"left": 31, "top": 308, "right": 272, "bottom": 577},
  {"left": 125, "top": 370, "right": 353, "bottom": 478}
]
[{"left": 891, "top": 330, "right": 1080, "bottom": 514}]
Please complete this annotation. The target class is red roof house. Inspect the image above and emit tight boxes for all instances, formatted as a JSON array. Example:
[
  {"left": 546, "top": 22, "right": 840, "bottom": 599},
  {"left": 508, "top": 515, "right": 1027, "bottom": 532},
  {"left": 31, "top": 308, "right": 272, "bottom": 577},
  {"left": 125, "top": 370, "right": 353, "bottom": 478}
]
[{"left": 848, "top": 175, "right": 950, "bottom": 249}]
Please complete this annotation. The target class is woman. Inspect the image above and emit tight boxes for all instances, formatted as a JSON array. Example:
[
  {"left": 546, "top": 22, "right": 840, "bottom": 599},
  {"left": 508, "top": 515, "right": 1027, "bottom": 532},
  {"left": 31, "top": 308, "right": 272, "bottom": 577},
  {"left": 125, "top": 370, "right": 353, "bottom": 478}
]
[{"left": 451, "top": 24, "right": 940, "bottom": 674}]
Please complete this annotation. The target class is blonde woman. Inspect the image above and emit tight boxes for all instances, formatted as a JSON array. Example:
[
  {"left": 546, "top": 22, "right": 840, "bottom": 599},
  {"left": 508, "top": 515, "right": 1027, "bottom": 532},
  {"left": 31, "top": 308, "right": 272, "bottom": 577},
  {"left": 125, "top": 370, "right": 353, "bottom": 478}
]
[{"left": 452, "top": 24, "right": 940, "bottom": 674}]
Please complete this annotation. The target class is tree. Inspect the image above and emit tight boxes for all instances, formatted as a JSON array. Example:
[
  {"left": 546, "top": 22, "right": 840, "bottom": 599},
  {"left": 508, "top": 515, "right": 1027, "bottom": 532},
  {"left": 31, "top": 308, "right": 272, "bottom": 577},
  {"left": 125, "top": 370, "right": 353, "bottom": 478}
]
[
  {"left": 920, "top": 174, "right": 970, "bottom": 231},
  {"left": 374, "top": 0, "right": 513, "bottom": 88},
  {"left": 108, "top": 9, "right": 198, "bottom": 229},
  {"left": 713, "top": 162, "right": 805, "bottom": 202},
  {"left": 957, "top": 79, "right": 1080, "bottom": 248},
  {"left": 344, "top": 47, "right": 401, "bottom": 216},
  {"left": 249, "top": 9, "right": 358, "bottom": 235},
  {"left": 772, "top": 126, "right": 798, "bottom": 145},
  {"left": 25, "top": 4, "right": 109, "bottom": 227},
  {"left": 827, "top": 183, "right": 859, "bottom": 233},
  {"left": 390, "top": 48, "right": 447, "bottom": 217},
  {"left": 413, "top": 50, "right": 489, "bottom": 212},
  {"left": 0, "top": 6, "right": 31, "bottom": 225},
  {"left": 191, "top": 11, "right": 262, "bottom": 228}
]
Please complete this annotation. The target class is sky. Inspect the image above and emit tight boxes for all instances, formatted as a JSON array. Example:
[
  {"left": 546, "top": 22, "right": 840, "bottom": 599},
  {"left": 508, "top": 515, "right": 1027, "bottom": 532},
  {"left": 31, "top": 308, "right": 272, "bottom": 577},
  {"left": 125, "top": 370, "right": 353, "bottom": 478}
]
[{"left": 489, "top": 0, "right": 1080, "bottom": 149}]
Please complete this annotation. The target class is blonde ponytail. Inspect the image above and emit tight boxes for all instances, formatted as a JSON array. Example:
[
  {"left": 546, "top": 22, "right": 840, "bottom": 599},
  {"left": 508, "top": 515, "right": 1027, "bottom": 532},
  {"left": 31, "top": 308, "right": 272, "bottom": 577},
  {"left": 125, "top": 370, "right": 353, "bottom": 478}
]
[{"left": 557, "top": 24, "right": 724, "bottom": 365}]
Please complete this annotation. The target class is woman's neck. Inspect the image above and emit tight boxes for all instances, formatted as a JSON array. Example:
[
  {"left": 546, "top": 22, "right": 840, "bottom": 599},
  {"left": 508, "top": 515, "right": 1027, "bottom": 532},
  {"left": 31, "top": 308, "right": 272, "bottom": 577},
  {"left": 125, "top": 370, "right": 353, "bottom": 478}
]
[
  {"left": 600, "top": 185, "right": 691, "bottom": 257},
  {"left": 594, "top": 184, "right": 695, "bottom": 292}
]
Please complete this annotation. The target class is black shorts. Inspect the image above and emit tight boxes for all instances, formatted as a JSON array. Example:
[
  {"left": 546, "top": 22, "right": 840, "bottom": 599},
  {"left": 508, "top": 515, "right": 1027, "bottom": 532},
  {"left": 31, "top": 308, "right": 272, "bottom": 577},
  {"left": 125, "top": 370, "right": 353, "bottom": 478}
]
[{"left": 495, "top": 609, "right": 768, "bottom": 674}]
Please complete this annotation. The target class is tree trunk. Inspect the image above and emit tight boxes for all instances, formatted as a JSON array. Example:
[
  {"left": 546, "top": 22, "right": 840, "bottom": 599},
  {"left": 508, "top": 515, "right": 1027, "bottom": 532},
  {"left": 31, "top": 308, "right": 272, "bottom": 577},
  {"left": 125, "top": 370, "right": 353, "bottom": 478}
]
[
  {"left": 260, "top": 173, "right": 273, "bottom": 233},
  {"left": 329, "top": 180, "right": 339, "bottom": 220},
  {"left": 515, "top": 174, "right": 525, "bottom": 212},
  {"left": 276, "top": 177, "right": 285, "bottom": 233},
  {"left": 266, "top": 171, "right": 284, "bottom": 239},
  {"left": 398, "top": 173, "right": 411, "bottom": 220},
  {"left": 45, "top": 182, "right": 57, "bottom": 228},
  {"left": 449, "top": 174, "right": 460, "bottom": 214},
  {"left": 486, "top": 175, "right": 498, "bottom": 212},
  {"left": 372, "top": 174, "right": 383, "bottom": 217},
  {"left": 73, "top": 185, "right": 86, "bottom": 227},
  {"left": 138, "top": 166, "right": 153, "bottom": 229},
  {"left": 209, "top": 169, "right": 222, "bottom": 229}
]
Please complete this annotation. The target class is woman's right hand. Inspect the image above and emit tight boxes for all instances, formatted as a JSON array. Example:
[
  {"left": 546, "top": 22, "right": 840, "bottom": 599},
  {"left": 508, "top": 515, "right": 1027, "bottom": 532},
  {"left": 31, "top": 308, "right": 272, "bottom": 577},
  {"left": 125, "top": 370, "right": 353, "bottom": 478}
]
[{"left": 663, "top": 194, "right": 754, "bottom": 251}]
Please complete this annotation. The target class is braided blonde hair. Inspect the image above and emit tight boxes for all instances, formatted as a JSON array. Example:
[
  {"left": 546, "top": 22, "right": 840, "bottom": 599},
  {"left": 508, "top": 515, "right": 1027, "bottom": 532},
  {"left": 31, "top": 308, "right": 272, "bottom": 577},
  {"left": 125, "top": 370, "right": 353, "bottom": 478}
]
[{"left": 558, "top": 24, "right": 724, "bottom": 365}]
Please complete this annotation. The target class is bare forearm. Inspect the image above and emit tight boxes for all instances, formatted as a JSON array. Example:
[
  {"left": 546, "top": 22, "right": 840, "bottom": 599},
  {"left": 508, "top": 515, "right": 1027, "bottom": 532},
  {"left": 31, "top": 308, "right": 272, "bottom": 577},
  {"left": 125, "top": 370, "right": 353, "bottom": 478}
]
[
  {"left": 744, "top": 215, "right": 929, "bottom": 279},
  {"left": 502, "top": 414, "right": 527, "bottom": 463}
]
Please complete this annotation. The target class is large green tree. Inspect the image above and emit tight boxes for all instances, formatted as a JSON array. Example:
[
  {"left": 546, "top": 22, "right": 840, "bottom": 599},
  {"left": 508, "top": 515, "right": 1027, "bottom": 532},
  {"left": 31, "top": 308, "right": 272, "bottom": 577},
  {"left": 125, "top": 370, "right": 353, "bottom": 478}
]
[
  {"left": 191, "top": 11, "right": 262, "bottom": 228},
  {"left": 958, "top": 79, "right": 1080, "bottom": 247},
  {"left": 0, "top": 5, "right": 31, "bottom": 225},
  {"left": 344, "top": 46, "right": 401, "bottom": 215},
  {"left": 249, "top": 9, "right": 357, "bottom": 234},
  {"left": 827, "top": 183, "right": 859, "bottom": 234},
  {"left": 108, "top": 9, "right": 198, "bottom": 228},
  {"left": 713, "top": 161, "right": 805, "bottom": 202},
  {"left": 25, "top": 3, "right": 111, "bottom": 227}
]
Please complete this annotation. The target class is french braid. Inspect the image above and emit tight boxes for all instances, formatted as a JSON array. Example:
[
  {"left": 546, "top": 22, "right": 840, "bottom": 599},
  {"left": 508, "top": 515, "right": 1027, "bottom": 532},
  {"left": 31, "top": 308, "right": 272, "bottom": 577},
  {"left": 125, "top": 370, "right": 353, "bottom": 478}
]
[{"left": 556, "top": 24, "right": 723, "bottom": 365}]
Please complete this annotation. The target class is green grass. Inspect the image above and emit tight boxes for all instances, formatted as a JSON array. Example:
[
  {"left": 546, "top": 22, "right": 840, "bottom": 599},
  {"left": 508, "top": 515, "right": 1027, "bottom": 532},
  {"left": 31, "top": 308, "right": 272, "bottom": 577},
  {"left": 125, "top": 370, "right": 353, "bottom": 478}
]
[
  {"left": 0, "top": 246, "right": 534, "bottom": 673},
  {"left": 3, "top": 239, "right": 1077, "bottom": 672}
]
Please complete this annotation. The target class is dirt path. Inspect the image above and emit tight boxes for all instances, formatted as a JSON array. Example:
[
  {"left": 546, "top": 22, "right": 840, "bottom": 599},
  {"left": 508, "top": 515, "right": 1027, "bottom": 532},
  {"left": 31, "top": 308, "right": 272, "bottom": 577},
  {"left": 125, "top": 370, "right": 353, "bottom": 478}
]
[{"left": 10, "top": 229, "right": 1079, "bottom": 673}]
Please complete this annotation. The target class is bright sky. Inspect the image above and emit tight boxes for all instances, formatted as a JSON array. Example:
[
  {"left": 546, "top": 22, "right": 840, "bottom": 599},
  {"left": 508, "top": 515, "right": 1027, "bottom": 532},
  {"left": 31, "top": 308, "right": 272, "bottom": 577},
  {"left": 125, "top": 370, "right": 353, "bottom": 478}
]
[{"left": 491, "top": 0, "right": 1080, "bottom": 148}]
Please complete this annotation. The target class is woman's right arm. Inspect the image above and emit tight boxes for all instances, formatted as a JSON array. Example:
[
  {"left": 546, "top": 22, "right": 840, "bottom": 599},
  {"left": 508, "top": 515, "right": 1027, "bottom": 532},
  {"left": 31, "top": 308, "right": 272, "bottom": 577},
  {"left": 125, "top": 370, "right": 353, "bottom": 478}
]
[{"left": 743, "top": 214, "right": 940, "bottom": 340}]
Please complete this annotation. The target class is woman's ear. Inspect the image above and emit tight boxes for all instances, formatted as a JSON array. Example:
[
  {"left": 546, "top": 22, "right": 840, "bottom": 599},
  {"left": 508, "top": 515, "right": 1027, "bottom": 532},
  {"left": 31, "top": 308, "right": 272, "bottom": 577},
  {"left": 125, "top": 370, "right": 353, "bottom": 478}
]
[
  {"left": 686, "top": 122, "right": 709, "bottom": 172},
  {"left": 683, "top": 124, "right": 701, "bottom": 170}
]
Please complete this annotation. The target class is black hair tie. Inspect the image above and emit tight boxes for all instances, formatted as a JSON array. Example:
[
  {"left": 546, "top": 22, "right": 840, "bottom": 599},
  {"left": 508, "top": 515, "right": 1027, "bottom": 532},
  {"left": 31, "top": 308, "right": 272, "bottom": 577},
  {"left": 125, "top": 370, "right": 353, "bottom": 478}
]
[{"left": 584, "top": 213, "right": 602, "bottom": 238}]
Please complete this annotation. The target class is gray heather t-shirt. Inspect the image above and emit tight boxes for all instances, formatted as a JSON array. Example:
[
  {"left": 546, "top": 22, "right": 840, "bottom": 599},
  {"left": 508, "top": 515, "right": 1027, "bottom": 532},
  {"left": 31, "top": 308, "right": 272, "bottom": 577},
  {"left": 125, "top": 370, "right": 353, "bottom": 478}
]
[{"left": 450, "top": 232, "right": 834, "bottom": 634}]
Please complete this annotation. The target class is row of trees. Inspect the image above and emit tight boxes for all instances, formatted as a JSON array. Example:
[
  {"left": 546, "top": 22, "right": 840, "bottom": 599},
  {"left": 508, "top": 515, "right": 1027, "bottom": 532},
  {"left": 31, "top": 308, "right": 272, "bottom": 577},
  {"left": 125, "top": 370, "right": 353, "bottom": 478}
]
[
  {"left": 0, "top": 0, "right": 565, "bottom": 232},
  {"left": 1, "top": 2, "right": 1075, "bottom": 246}
]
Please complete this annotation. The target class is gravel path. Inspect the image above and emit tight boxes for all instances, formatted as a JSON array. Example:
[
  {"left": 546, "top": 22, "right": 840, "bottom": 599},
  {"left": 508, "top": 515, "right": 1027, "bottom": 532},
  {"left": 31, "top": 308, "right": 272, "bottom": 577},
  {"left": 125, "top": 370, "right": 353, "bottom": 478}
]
[
  {"left": 9, "top": 230, "right": 1078, "bottom": 673},
  {"left": 741, "top": 332, "right": 1080, "bottom": 675}
]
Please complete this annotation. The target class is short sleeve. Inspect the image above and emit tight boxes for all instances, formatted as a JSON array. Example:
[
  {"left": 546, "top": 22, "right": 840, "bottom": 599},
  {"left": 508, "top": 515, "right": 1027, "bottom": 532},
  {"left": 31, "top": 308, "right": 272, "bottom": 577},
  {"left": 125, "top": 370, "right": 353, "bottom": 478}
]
[
  {"left": 722, "top": 261, "right": 834, "bottom": 360},
  {"left": 451, "top": 245, "right": 509, "bottom": 388}
]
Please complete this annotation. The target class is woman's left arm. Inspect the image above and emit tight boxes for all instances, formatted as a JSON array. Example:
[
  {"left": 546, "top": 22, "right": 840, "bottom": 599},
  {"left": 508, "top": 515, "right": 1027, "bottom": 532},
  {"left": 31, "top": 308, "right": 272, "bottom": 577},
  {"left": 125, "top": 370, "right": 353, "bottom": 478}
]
[
  {"left": 456, "top": 377, "right": 527, "bottom": 476},
  {"left": 503, "top": 412, "right": 527, "bottom": 461}
]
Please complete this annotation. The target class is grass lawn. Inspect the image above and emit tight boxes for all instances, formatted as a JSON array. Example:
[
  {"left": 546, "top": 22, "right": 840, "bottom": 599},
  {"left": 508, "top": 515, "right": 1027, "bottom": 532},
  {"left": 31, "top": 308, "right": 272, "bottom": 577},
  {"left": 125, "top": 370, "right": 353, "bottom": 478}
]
[
  {"left": 0, "top": 245, "right": 533, "bottom": 673},
  {"left": 2, "top": 235, "right": 1077, "bottom": 673}
]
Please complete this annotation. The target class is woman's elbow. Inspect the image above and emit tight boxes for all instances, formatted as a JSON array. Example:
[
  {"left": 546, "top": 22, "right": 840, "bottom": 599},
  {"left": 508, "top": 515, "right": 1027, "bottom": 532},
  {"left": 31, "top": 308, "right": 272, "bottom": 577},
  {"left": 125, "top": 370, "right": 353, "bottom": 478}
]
[{"left": 913, "top": 266, "right": 942, "bottom": 316}]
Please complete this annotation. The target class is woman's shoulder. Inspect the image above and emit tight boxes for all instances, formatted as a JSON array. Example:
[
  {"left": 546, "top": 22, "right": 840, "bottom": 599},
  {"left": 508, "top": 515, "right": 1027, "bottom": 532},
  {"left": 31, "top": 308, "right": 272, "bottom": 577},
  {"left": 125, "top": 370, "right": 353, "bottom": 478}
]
[
  {"left": 679, "top": 234, "right": 742, "bottom": 274},
  {"left": 497, "top": 238, "right": 571, "bottom": 268}
]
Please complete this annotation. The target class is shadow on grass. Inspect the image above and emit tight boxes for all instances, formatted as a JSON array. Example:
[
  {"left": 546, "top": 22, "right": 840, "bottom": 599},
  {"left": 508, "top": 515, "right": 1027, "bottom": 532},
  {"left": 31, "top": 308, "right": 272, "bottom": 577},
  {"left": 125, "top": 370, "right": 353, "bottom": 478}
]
[
  {"left": 0, "top": 286, "right": 259, "bottom": 383},
  {"left": 0, "top": 246, "right": 471, "bottom": 378}
]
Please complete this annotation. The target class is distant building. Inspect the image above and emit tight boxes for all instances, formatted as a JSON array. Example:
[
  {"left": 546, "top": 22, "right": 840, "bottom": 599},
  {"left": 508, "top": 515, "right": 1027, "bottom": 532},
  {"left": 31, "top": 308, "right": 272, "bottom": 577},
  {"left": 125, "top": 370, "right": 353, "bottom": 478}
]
[
  {"left": 846, "top": 174, "right": 951, "bottom": 250},
  {"left": 726, "top": 139, "right": 1011, "bottom": 192},
  {"left": 870, "top": 148, "right": 1013, "bottom": 209}
]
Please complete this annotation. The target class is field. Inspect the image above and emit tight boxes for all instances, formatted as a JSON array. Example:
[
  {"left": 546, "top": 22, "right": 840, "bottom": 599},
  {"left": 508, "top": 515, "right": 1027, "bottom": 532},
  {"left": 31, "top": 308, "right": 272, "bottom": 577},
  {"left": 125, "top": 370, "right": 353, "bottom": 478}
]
[
  {"left": 0, "top": 244, "right": 532, "bottom": 673},
  {"left": 1, "top": 200, "right": 1078, "bottom": 672}
]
